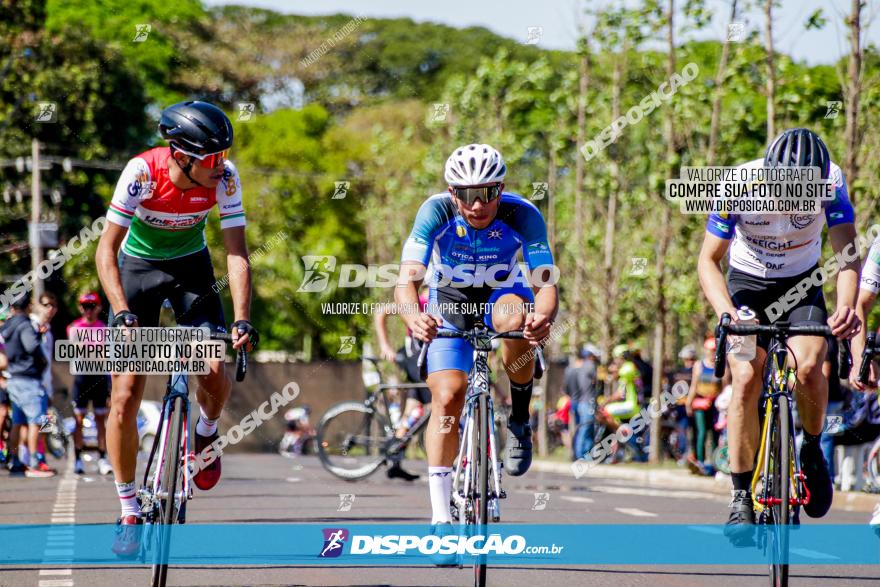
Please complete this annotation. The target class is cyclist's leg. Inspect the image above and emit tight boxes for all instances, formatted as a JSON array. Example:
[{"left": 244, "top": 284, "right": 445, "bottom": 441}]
[
  {"left": 425, "top": 333, "right": 471, "bottom": 524},
  {"left": 107, "top": 252, "right": 165, "bottom": 520},
  {"left": 171, "top": 249, "right": 231, "bottom": 428},
  {"left": 727, "top": 352, "right": 766, "bottom": 479},
  {"left": 490, "top": 289, "right": 536, "bottom": 475}
]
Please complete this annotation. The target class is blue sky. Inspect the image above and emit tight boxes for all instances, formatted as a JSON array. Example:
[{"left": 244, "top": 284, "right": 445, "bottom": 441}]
[{"left": 204, "top": 0, "right": 878, "bottom": 65}]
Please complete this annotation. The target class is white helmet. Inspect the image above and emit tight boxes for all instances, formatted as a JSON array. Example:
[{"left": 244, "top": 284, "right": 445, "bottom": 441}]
[{"left": 444, "top": 144, "right": 506, "bottom": 186}]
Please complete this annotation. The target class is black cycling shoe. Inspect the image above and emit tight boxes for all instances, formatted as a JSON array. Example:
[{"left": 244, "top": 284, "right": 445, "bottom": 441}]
[
  {"left": 387, "top": 462, "right": 420, "bottom": 481},
  {"left": 505, "top": 420, "right": 533, "bottom": 477},
  {"left": 800, "top": 440, "right": 833, "bottom": 518},
  {"left": 723, "top": 490, "right": 756, "bottom": 547}
]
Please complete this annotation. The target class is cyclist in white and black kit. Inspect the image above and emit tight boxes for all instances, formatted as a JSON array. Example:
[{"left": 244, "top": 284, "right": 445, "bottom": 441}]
[{"left": 698, "top": 128, "right": 861, "bottom": 541}]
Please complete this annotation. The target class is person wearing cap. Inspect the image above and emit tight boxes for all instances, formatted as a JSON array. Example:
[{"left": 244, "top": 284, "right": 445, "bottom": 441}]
[
  {"left": 67, "top": 292, "right": 111, "bottom": 475},
  {"left": 685, "top": 337, "right": 728, "bottom": 475}
]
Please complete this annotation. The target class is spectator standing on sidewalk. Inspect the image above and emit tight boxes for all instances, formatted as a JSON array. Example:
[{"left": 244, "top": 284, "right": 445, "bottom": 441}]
[
  {"left": 565, "top": 346, "right": 599, "bottom": 461},
  {"left": 1, "top": 297, "right": 55, "bottom": 477},
  {"left": 67, "top": 292, "right": 112, "bottom": 475},
  {"left": 30, "top": 292, "right": 59, "bottom": 470}
]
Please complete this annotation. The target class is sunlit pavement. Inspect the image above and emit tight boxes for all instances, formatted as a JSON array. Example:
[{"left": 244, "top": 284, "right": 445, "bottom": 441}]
[{"left": 2, "top": 453, "right": 878, "bottom": 586}]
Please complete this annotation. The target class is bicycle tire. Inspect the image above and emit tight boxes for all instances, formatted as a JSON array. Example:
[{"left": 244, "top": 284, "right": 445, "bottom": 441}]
[
  {"left": 768, "top": 396, "right": 790, "bottom": 587},
  {"left": 151, "top": 395, "right": 184, "bottom": 587},
  {"left": 475, "top": 392, "right": 488, "bottom": 587},
  {"left": 317, "top": 402, "right": 390, "bottom": 481}
]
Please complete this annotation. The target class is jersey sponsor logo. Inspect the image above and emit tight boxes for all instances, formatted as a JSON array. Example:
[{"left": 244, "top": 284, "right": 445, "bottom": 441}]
[
  {"left": 456, "top": 225, "right": 466, "bottom": 238},
  {"left": 190, "top": 196, "right": 209, "bottom": 203},
  {"left": 221, "top": 201, "right": 241, "bottom": 209},
  {"left": 127, "top": 170, "right": 156, "bottom": 199},
  {"left": 710, "top": 219, "right": 730, "bottom": 233},
  {"left": 742, "top": 219, "right": 769, "bottom": 226},
  {"left": 790, "top": 215, "right": 815, "bottom": 230},
  {"left": 488, "top": 228, "right": 503, "bottom": 240},
  {"left": 141, "top": 213, "right": 205, "bottom": 228},
  {"left": 829, "top": 211, "right": 845, "bottom": 220},
  {"left": 743, "top": 235, "right": 793, "bottom": 251}
]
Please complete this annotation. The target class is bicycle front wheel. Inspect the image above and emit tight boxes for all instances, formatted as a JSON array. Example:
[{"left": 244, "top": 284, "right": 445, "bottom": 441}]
[
  {"left": 768, "top": 396, "right": 791, "bottom": 587},
  {"left": 317, "top": 402, "right": 391, "bottom": 481},
  {"left": 474, "top": 392, "right": 488, "bottom": 587},
  {"left": 151, "top": 395, "right": 185, "bottom": 587}
]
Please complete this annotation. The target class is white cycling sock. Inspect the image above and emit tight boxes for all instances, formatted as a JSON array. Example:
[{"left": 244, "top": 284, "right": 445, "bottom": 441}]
[
  {"left": 428, "top": 466, "right": 453, "bottom": 524},
  {"left": 116, "top": 480, "right": 141, "bottom": 518},
  {"left": 196, "top": 407, "right": 219, "bottom": 437}
]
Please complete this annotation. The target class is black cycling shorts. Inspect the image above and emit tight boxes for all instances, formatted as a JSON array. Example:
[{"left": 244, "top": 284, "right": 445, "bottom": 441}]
[
  {"left": 72, "top": 374, "right": 110, "bottom": 412},
  {"left": 113, "top": 248, "right": 226, "bottom": 331},
  {"left": 0, "top": 385, "right": 9, "bottom": 406},
  {"left": 727, "top": 265, "right": 827, "bottom": 350}
]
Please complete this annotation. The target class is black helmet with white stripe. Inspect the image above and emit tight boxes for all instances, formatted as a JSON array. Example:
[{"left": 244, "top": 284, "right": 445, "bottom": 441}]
[{"left": 764, "top": 128, "right": 831, "bottom": 179}]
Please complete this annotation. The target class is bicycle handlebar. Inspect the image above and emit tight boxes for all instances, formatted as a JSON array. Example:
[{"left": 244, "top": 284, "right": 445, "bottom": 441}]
[
  {"left": 714, "top": 313, "right": 852, "bottom": 380},
  {"left": 415, "top": 328, "right": 547, "bottom": 378},
  {"left": 859, "top": 332, "right": 878, "bottom": 385},
  {"left": 210, "top": 331, "right": 248, "bottom": 382}
]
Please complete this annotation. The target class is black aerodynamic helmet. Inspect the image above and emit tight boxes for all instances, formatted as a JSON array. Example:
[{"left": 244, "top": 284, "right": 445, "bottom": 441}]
[
  {"left": 764, "top": 127, "right": 831, "bottom": 179},
  {"left": 158, "top": 101, "right": 233, "bottom": 154}
]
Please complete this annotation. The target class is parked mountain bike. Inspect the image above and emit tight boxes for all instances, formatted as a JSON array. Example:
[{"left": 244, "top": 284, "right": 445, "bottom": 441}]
[
  {"left": 317, "top": 357, "right": 431, "bottom": 481},
  {"left": 417, "top": 323, "right": 546, "bottom": 587},
  {"left": 137, "top": 331, "right": 247, "bottom": 587},
  {"left": 715, "top": 314, "right": 850, "bottom": 587}
]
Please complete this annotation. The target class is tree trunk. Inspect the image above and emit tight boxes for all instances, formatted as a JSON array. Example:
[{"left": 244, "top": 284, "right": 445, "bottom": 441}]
[
  {"left": 707, "top": 0, "right": 739, "bottom": 166},
  {"left": 601, "top": 51, "right": 624, "bottom": 363},
  {"left": 650, "top": 0, "right": 677, "bottom": 464},
  {"left": 573, "top": 51, "right": 589, "bottom": 349},
  {"left": 764, "top": 0, "right": 776, "bottom": 140},
  {"left": 844, "top": 0, "right": 862, "bottom": 207}
]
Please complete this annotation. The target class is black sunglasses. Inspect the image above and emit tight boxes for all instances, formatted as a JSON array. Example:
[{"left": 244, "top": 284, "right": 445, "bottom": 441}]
[{"left": 451, "top": 184, "right": 502, "bottom": 205}]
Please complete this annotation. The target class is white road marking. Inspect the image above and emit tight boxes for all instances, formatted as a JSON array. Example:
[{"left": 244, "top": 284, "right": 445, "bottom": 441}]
[
  {"left": 594, "top": 485, "right": 726, "bottom": 502},
  {"left": 560, "top": 496, "right": 595, "bottom": 504},
  {"left": 790, "top": 548, "right": 839, "bottom": 561},
  {"left": 39, "top": 453, "right": 77, "bottom": 587},
  {"left": 614, "top": 507, "right": 658, "bottom": 518}
]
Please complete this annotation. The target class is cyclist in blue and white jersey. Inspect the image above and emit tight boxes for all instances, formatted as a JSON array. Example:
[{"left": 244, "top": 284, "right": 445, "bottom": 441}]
[
  {"left": 395, "top": 144, "right": 558, "bottom": 532},
  {"left": 698, "top": 128, "right": 861, "bottom": 539}
]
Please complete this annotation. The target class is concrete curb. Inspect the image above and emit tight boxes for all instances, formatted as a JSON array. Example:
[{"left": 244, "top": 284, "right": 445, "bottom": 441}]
[{"left": 532, "top": 459, "right": 879, "bottom": 513}]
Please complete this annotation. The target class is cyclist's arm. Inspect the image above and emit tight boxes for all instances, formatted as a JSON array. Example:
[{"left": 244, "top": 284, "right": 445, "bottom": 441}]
[
  {"left": 828, "top": 222, "right": 861, "bottom": 338},
  {"left": 222, "top": 226, "right": 251, "bottom": 324},
  {"left": 97, "top": 158, "right": 151, "bottom": 319},
  {"left": 698, "top": 230, "right": 738, "bottom": 320},
  {"left": 96, "top": 222, "right": 132, "bottom": 318},
  {"left": 395, "top": 262, "right": 425, "bottom": 333}
]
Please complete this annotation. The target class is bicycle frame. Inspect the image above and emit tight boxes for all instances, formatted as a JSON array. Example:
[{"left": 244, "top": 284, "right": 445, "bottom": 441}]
[
  {"left": 139, "top": 373, "right": 192, "bottom": 522},
  {"left": 751, "top": 340, "right": 807, "bottom": 514},
  {"left": 451, "top": 347, "right": 503, "bottom": 525}
]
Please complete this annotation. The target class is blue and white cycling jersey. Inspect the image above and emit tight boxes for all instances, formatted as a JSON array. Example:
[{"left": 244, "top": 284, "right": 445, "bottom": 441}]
[
  {"left": 402, "top": 191, "right": 554, "bottom": 372},
  {"left": 706, "top": 158, "right": 854, "bottom": 278},
  {"left": 401, "top": 191, "right": 554, "bottom": 289}
]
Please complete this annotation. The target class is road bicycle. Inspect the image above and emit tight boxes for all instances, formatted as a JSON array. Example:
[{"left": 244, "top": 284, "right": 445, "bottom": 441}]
[
  {"left": 857, "top": 332, "right": 880, "bottom": 488},
  {"left": 715, "top": 314, "right": 850, "bottom": 587},
  {"left": 317, "top": 357, "right": 432, "bottom": 480},
  {"left": 136, "top": 331, "right": 247, "bottom": 587},
  {"left": 417, "top": 323, "right": 546, "bottom": 587}
]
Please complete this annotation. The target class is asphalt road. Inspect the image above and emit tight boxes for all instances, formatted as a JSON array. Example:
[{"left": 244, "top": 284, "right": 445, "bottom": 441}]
[{"left": 2, "top": 452, "right": 879, "bottom": 587}]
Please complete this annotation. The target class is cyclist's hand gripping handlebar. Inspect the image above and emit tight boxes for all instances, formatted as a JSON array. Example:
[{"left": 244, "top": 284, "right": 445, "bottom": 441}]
[{"left": 211, "top": 331, "right": 248, "bottom": 382}]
